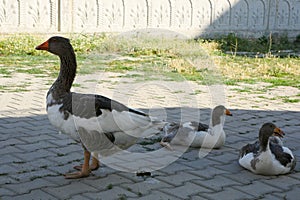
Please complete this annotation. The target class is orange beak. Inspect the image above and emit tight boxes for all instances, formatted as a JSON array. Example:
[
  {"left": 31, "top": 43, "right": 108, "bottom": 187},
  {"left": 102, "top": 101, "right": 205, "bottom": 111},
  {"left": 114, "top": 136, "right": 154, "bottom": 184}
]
[
  {"left": 35, "top": 40, "right": 49, "bottom": 50},
  {"left": 273, "top": 127, "right": 285, "bottom": 138},
  {"left": 225, "top": 109, "right": 232, "bottom": 116}
]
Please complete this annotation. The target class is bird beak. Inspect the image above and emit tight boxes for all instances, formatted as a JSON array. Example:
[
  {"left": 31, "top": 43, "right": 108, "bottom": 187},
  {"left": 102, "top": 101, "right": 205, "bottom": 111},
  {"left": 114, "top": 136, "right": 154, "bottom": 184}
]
[
  {"left": 36, "top": 40, "right": 49, "bottom": 50},
  {"left": 225, "top": 109, "right": 232, "bottom": 116},
  {"left": 273, "top": 127, "right": 285, "bottom": 138}
]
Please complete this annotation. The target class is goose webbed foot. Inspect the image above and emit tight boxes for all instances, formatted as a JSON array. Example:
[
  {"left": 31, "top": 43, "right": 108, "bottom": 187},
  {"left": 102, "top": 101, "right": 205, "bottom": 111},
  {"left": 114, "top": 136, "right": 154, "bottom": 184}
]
[
  {"left": 160, "top": 141, "right": 174, "bottom": 151},
  {"left": 64, "top": 149, "right": 92, "bottom": 179},
  {"left": 73, "top": 156, "right": 100, "bottom": 171},
  {"left": 64, "top": 170, "right": 91, "bottom": 179}
]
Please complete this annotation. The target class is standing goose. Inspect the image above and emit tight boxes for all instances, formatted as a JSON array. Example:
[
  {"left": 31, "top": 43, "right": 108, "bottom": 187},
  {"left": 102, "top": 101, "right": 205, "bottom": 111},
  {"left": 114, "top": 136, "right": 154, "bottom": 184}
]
[
  {"left": 36, "top": 36, "right": 165, "bottom": 178},
  {"left": 160, "top": 105, "right": 232, "bottom": 150},
  {"left": 239, "top": 123, "right": 296, "bottom": 175}
]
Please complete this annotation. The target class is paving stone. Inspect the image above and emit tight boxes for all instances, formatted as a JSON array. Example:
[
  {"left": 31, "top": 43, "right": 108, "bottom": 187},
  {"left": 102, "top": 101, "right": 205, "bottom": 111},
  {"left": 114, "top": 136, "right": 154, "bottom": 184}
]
[
  {"left": 188, "top": 166, "right": 230, "bottom": 179},
  {"left": 14, "top": 149, "right": 53, "bottom": 162},
  {"left": 19, "top": 134, "right": 57, "bottom": 143},
  {"left": 261, "top": 176, "right": 300, "bottom": 191},
  {"left": 48, "top": 151, "right": 82, "bottom": 166},
  {"left": 10, "top": 189, "right": 58, "bottom": 200},
  {"left": 222, "top": 170, "right": 274, "bottom": 185},
  {"left": 0, "top": 145, "right": 23, "bottom": 155},
  {"left": 0, "top": 187, "right": 16, "bottom": 197},
  {"left": 121, "top": 177, "right": 173, "bottom": 196},
  {"left": 69, "top": 194, "right": 93, "bottom": 200},
  {"left": 156, "top": 171, "right": 202, "bottom": 186},
  {"left": 47, "top": 162, "right": 81, "bottom": 176},
  {"left": 10, "top": 169, "right": 57, "bottom": 182},
  {"left": 159, "top": 162, "right": 194, "bottom": 174},
  {"left": 16, "top": 141, "right": 58, "bottom": 152},
  {"left": 201, "top": 187, "right": 255, "bottom": 200},
  {"left": 3, "top": 178, "right": 55, "bottom": 195},
  {"left": 0, "top": 138, "right": 26, "bottom": 147},
  {"left": 48, "top": 144, "right": 81, "bottom": 155},
  {"left": 83, "top": 173, "right": 134, "bottom": 191},
  {"left": 0, "top": 164, "right": 19, "bottom": 175},
  {"left": 160, "top": 182, "right": 213, "bottom": 199},
  {"left": 128, "top": 191, "right": 181, "bottom": 200},
  {"left": 192, "top": 174, "right": 244, "bottom": 192},
  {"left": 190, "top": 195, "right": 210, "bottom": 200},
  {"left": 84, "top": 186, "right": 137, "bottom": 200},
  {"left": 272, "top": 185, "right": 300, "bottom": 199},
  {"left": 181, "top": 157, "right": 220, "bottom": 170},
  {"left": 0, "top": 154, "right": 24, "bottom": 165},
  {"left": 208, "top": 152, "right": 238, "bottom": 164},
  {"left": 262, "top": 193, "right": 291, "bottom": 200},
  {"left": 43, "top": 181, "right": 98, "bottom": 199},
  {"left": 232, "top": 180, "right": 283, "bottom": 197},
  {"left": 213, "top": 160, "right": 243, "bottom": 174}
]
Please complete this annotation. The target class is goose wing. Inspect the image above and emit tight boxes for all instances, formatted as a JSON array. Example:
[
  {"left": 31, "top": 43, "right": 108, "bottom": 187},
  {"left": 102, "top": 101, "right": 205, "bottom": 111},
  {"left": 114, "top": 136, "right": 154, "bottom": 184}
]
[
  {"left": 239, "top": 141, "right": 260, "bottom": 158},
  {"left": 59, "top": 92, "right": 164, "bottom": 150},
  {"left": 269, "top": 143, "right": 296, "bottom": 169}
]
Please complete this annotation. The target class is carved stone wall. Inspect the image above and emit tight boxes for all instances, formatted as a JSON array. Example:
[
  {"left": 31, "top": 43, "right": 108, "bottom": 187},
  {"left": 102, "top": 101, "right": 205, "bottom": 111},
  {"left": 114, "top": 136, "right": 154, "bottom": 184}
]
[{"left": 1, "top": 0, "right": 300, "bottom": 38}]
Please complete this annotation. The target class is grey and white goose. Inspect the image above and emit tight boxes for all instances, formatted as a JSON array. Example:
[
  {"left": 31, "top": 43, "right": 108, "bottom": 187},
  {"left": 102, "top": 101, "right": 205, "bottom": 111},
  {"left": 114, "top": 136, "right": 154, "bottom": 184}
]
[
  {"left": 36, "top": 36, "right": 165, "bottom": 178},
  {"left": 160, "top": 105, "right": 232, "bottom": 150},
  {"left": 239, "top": 122, "right": 296, "bottom": 175}
]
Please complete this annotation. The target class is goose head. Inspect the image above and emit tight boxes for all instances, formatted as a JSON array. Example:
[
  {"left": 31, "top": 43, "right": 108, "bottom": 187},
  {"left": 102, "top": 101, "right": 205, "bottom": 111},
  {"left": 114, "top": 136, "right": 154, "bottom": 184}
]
[
  {"left": 210, "top": 105, "right": 232, "bottom": 128},
  {"left": 36, "top": 36, "right": 74, "bottom": 57},
  {"left": 259, "top": 122, "right": 285, "bottom": 151}
]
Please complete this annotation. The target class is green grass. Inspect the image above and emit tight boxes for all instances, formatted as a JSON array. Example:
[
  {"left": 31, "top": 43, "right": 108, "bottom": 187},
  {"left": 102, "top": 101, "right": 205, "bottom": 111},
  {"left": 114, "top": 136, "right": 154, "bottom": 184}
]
[
  {"left": 107, "top": 184, "right": 113, "bottom": 190},
  {"left": 0, "top": 33, "right": 299, "bottom": 94}
]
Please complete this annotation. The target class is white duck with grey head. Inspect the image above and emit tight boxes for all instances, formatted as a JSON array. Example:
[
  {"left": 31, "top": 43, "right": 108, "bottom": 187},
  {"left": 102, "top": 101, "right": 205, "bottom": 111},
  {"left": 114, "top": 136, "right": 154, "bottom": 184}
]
[{"left": 161, "top": 105, "right": 232, "bottom": 150}]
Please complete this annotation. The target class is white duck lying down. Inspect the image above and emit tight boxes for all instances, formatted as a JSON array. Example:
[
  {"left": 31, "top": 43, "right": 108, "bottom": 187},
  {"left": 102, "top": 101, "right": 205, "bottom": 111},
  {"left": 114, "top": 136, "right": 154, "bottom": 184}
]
[
  {"left": 36, "top": 36, "right": 165, "bottom": 179},
  {"left": 160, "top": 105, "right": 232, "bottom": 150},
  {"left": 239, "top": 122, "right": 296, "bottom": 175}
]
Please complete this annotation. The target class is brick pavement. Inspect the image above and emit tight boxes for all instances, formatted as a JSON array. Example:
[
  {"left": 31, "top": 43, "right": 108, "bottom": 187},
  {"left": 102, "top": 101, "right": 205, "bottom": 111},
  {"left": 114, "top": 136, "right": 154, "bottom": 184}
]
[{"left": 0, "top": 72, "right": 300, "bottom": 200}]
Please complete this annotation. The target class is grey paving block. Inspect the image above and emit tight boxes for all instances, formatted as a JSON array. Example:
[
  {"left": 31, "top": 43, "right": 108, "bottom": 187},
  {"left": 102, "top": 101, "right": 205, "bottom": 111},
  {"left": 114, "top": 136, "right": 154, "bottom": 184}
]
[
  {"left": 0, "top": 145, "right": 23, "bottom": 155},
  {"left": 181, "top": 157, "right": 220, "bottom": 170},
  {"left": 233, "top": 180, "right": 283, "bottom": 197},
  {"left": 10, "top": 189, "right": 58, "bottom": 200},
  {"left": 43, "top": 181, "right": 98, "bottom": 199},
  {"left": 128, "top": 191, "right": 181, "bottom": 200},
  {"left": 83, "top": 174, "right": 134, "bottom": 191},
  {"left": 0, "top": 138, "right": 26, "bottom": 147},
  {"left": 69, "top": 194, "right": 93, "bottom": 200},
  {"left": 192, "top": 174, "right": 244, "bottom": 192},
  {"left": 16, "top": 141, "right": 58, "bottom": 152},
  {"left": 208, "top": 152, "right": 238, "bottom": 164},
  {"left": 159, "top": 161, "right": 194, "bottom": 174},
  {"left": 201, "top": 187, "right": 255, "bottom": 200},
  {"left": 160, "top": 182, "right": 212, "bottom": 199},
  {"left": 0, "top": 164, "right": 18, "bottom": 175},
  {"left": 222, "top": 170, "right": 273, "bottom": 185},
  {"left": 9, "top": 169, "right": 57, "bottom": 182},
  {"left": 0, "top": 154, "right": 24, "bottom": 165},
  {"left": 121, "top": 177, "right": 173, "bottom": 196},
  {"left": 272, "top": 185, "right": 300, "bottom": 200},
  {"left": 261, "top": 176, "right": 300, "bottom": 191},
  {"left": 0, "top": 187, "right": 16, "bottom": 198},
  {"left": 84, "top": 186, "right": 137, "bottom": 200},
  {"left": 188, "top": 166, "right": 230, "bottom": 179},
  {"left": 156, "top": 171, "right": 202, "bottom": 186},
  {"left": 48, "top": 151, "right": 82, "bottom": 166},
  {"left": 214, "top": 161, "right": 243, "bottom": 174},
  {"left": 14, "top": 149, "right": 53, "bottom": 162},
  {"left": 3, "top": 178, "right": 55, "bottom": 195}
]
